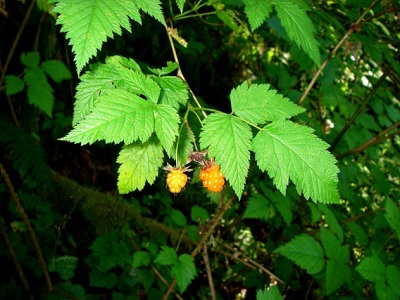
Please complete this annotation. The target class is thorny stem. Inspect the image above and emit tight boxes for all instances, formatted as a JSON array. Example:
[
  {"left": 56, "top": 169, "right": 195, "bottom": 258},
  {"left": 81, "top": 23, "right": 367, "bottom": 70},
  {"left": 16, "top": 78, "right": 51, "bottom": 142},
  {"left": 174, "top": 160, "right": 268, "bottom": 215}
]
[
  {"left": 298, "top": 0, "right": 380, "bottom": 106},
  {"left": 162, "top": 193, "right": 234, "bottom": 299},
  {"left": 330, "top": 65, "right": 392, "bottom": 151},
  {"left": 0, "top": 161, "right": 53, "bottom": 292},
  {"left": 165, "top": 26, "right": 208, "bottom": 118},
  {"left": 203, "top": 244, "right": 216, "bottom": 300},
  {"left": 0, "top": 0, "right": 36, "bottom": 126}
]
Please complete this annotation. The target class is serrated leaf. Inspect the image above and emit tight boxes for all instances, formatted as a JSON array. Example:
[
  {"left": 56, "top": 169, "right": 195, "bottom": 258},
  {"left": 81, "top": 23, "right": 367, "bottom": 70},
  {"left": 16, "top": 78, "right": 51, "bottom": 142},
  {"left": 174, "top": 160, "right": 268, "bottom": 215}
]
[
  {"left": 89, "top": 269, "right": 118, "bottom": 288},
  {"left": 320, "top": 227, "right": 348, "bottom": 262},
  {"left": 176, "top": 0, "right": 185, "bottom": 13},
  {"left": 49, "top": 255, "right": 78, "bottom": 280},
  {"left": 152, "top": 76, "right": 188, "bottom": 108},
  {"left": 174, "top": 125, "right": 194, "bottom": 166},
  {"left": 154, "top": 105, "right": 180, "bottom": 154},
  {"left": 132, "top": 251, "right": 151, "bottom": 268},
  {"left": 117, "top": 136, "right": 163, "bottom": 193},
  {"left": 386, "top": 265, "right": 400, "bottom": 296},
  {"left": 24, "top": 67, "right": 54, "bottom": 117},
  {"left": 5, "top": 75, "right": 25, "bottom": 95},
  {"left": 356, "top": 256, "right": 386, "bottom": 283},
  {"left": 231, "top": 81, "right": 304, "bottom": 124},
  {"left": 318, "top": 204, "right": 343, "bottom": 241},
  {"left": 385, "top": 198, "right": 400, "bottom": 239},
  {"left": 253, "top": 120, "right": 339, "bottom": 203},
  {"left": 172, "top": 254, "right": 197, "bottom": 293},
  {"left": 40, "top": 60, "right": 72, "bottom": 83},
  {"left": 171, "top": 209, "right": 187, "bottom": 227},
  {"left": 154, "top": 246, "right": 178, "bottom": 266},
  {"left": 90, "top": 230, "right": 130, "bottom": 271},
  {"left": 148, "top": 61, "right": 178, "bottom": 76},
  {"left": 325, "top": 259, "right": 352, "bottom": 295},
  {"left": 256, "top": 285, "right": 283, "bottom": 300},
  {"left": 191, "top": 205, "right": 210, "bottom": 223},
  {"left": 62, "top": 89, "right": 156, "bottom": 145},
  {"left": 243, "top": 194, "right": 271, "bottom": 221},
  {"left": 216, "top": 10, "right": 240, "bottom": 32},
  {"left": 275, "top": 234, "right": 324, "bottom": 274},
  {"left": 275, "top": 1, "right": 320, "bottom": 66},
  {"left": 200, "top": 113, "right": 252, "bottom": 198},
  {"left": 135, "top": 0, "right": 166, "bottom": 25},
  {"left": 21, "top": 52, "right": 40, "bottom": 67},
  {"left": 243, "top": 0, "right": 272, "bottom": 32},
  {"left": 53, "top": 0, "right": 142, "bottom": 73}
]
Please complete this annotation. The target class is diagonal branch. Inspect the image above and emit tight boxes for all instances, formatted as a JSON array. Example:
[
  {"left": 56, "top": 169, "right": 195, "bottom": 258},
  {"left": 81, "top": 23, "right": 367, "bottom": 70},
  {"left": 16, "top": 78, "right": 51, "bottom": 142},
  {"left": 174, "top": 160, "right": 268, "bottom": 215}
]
[
  {"left": 330, "top": 65, "right": 392, "bottom": 150},
  {"left": 298, "top": 0, "right": 380, "bottom": 106}
]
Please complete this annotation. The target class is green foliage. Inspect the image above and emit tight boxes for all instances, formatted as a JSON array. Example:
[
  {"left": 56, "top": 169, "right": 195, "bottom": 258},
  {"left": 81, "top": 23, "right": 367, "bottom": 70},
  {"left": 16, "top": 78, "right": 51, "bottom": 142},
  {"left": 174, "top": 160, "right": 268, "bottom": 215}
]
[
  {"left": 53, "top": 0, "right": 165, "bottom": 73},
  {"left": 5, "top": 52, "right": 71, "bottom": 116}
]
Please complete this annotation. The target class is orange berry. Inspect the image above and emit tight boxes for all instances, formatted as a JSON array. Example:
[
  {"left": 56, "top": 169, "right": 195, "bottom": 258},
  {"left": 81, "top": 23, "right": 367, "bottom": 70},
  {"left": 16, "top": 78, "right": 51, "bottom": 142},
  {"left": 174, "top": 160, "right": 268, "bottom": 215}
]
[
  {"left": 200, "top": 165, "right": 225, "bottom": 192},
  {"left": 165, "top": 168, "right": 189, "bottom": 194}
]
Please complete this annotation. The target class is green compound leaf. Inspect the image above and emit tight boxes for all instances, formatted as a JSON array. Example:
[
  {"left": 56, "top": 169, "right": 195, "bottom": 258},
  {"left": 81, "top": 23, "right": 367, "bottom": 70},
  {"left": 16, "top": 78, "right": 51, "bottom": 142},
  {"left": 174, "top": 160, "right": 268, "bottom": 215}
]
[
  {"left": 275, "top": 0, "right": 321, "bottom": 66},
  {"left": 62, "top": 89, "right": 157, "bottom": 145},
  {"left": 243, "top": 194, "right": 271, "bottom": 221},
  {"left": 385, "top": 198, "right": 400, "bottom": 239},
  {"left": 24, "top": 67, "right": 54, "bottom": 117},
  {"left": 40, "top": 60, "right": 72, "bottom": 83},
  {"left": 154, "top": 104, "right": 180, "bottom": 154},
  {"left": 231, "top": 81, "right": 304, "bottom": 124},
  {"left": 117, "top": 136, "right": 163, "bottom": 193},
  {"left": 171, "top": 209, "right": 187, "bottom": 227},
  {"left": 253, "top": 120, "right": 339, "bottom": 203},
  {"left": 53, "top": 0, "right": 165, "bottom": 73},
  {"left": 356, "top": 256, "right": 386, "bottom": 283},
  {"left": 49, "top": 255, "right": 78, "bottom": 280},
  {"left": 5, "top": 75, "right": 25, "bottom": 96},
  {"left": 132, "top": 251, "right": 151, "bottom": 268},
  {"left": 275, "top": 234, "right": 324, "bottom": 274},
  {"left": 172, "top": 254, "right": 197, "bottom": 293},
  {"left": 243, "top": 0, "right": 272, "bottom": 32},
  {"left": 154, "top": 246, "right": 178, "bottom": 266},
  {"left": 200, "top": 113, "right": 252, "bottom": 198},
  {"left": 152, "top": 76, "right": 189, "bottom": 108},
  {"left": 21, "top": 52, "right": 40, "bottom": 68},
  {"left": 320, "top": 228, "right": 352, "bottom": 294}
]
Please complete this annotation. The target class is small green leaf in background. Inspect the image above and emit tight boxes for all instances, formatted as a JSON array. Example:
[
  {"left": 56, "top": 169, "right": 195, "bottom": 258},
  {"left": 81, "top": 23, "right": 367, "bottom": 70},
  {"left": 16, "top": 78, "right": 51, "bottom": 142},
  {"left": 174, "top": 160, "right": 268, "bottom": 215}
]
[
  {"left": 253, "top": 120, "right": 339, "bottom": 203},
  {"left": 41, "top": 60, "right": 72, "bottom": 83},
  {"left": 243, "top": 194, "right": 271, "bottom": 221},
  {"left": 172, "top": 254, "right": 197, "bottom": 293},
  {"left": 347, "top": 222, "right": 368, "bottom": 246},
  {"left": 5, "top": 75, "right": 25, "bottom": 96},
  {"left": 243, "top": 0, "right": 273, "bottom": 32},
  {"left": 89, "top": 269, "right": 118, "bottom": 289},
  {"left": 154, "top": 246, "right": 178, "bottom": 265},
  {"left": 275, "top": 0, "right": 321, "bottom": 66},
  {"left": 356, "top": 256, "right": 386, "bottom": 283},
  {"left": 318, "top": 204, "right": 343, "bottom": 241},
  {"left": 230, "top": 82, "right": 305, "bottom": 124},
  {"left": 24, "top": 67, "right": 54, "bottom": 117},
  {"left": 49, "top": 255, "right": 78, "bottom": 280},
  {"left": 132, "top": 251, "right": 151, "bottom": 268},
  {"left": 117, "top": 136, "right": 163, "bottom": 194},
  {"left": 200, "top": 113, "right": 252, "bottom": 198},
  {"left": 21, "top": 52, "right": 40, "bottom": 67},
  {"left": 320, "top": 228, "right": 352, "bottom": 294},
  {"left": 386, "top": 265, "right": 400, "bottom": 296},
  {"left": 171, "top": 209, "right": 187, "bottom": 227},
  {"left": 191, "top": 205, "right": 210, "bottom": 223},
  {"left": 256, "top": 285, "right": 283, "bottom": 300},
  {"left": 148, "top": 61, "right": 178, "bottom": 76},
  {"left": 90, "top": 230, "right": 130, "bottom": 271},
  {"left": 384, "top": 198, "right": 400, "bottom": 239},
  {"left": 275, "top": 234, "right": 324, "bottom": 274}
]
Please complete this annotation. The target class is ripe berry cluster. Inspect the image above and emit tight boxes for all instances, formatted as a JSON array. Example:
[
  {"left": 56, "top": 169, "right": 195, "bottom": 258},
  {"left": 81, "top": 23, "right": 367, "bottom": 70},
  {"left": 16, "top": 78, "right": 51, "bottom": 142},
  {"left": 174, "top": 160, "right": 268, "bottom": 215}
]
[
  {"left": 166, "top": 169, "right": 188, "bottom": 194},
  {"left": 199, "top": 165, "right": 225, "bottom": 192}
]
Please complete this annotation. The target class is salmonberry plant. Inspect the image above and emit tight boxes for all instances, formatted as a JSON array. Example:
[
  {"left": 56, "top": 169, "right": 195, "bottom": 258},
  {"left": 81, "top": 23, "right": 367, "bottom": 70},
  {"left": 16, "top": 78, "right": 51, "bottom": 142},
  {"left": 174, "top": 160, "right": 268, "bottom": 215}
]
[{"left": 0, "top": 0, "right": 399, "bottom": 299}]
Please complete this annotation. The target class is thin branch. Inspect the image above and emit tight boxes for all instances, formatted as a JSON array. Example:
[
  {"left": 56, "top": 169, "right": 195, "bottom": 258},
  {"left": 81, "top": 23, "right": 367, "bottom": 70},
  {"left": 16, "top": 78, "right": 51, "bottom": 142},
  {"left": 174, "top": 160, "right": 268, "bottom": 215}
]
[
  {"left": 330, "top": 65, "right": 392, "bottom": 150},
  {"left": 165, "top": 26, "right": 208, "bottom": 118},
  {"left": 0, "top": 216, "right": 33, "bottom": 299},
  {"left": 298, "top": 0, "right": 380, "bottom": 106},
  {"left": 203, "top": 244, "right": 216, "bottom": 300},
  {"left": 0, "top": 0, "right": 36, "bottom": 88},
  {"left": 0, "top": 161, "right": 53, "bottom": 292},
  {"left": 162, "top": 193, "right": 234, "bottom": 299}
]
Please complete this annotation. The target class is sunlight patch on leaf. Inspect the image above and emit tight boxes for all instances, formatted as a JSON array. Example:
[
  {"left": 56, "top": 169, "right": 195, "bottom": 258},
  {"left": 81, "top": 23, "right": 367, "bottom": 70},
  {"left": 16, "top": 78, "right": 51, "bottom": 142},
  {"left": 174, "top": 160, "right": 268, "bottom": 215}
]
[
  {"left": 253, "top": 120, "right": 339, "bottom": 203},
  {"left": 200, "top": 113, "right": 252, "bottom": 198},
  {"left": 117, "top": 136, "right": 163, "bottom": 193}
]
